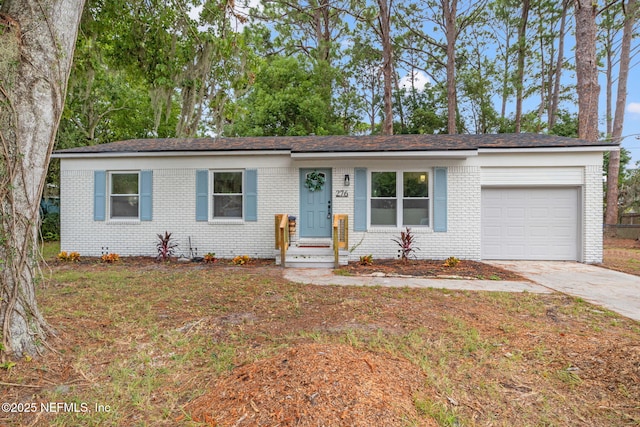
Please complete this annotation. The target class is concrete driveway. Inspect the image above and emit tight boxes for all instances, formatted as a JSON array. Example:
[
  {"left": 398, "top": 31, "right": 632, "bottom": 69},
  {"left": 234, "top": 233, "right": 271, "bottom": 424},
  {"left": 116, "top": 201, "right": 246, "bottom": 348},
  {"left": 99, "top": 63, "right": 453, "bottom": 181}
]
[{"left": 488, "top": 261, "right": 640, "bottom": 322}]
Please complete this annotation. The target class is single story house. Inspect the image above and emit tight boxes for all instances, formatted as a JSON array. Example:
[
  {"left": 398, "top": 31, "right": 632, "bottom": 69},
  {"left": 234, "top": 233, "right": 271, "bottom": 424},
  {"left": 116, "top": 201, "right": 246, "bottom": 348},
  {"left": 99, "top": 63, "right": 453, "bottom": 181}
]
[{"left": 52, "top": 134, "right": 617, "bottom": 265}]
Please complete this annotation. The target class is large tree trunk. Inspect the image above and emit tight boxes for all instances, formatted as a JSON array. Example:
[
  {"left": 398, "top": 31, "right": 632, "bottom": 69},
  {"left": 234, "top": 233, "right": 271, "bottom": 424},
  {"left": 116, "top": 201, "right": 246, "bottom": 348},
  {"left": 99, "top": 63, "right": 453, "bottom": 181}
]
[
  {"left": 443, "top": 0, "right": 458, "bottom": 134},
  {"left": 0, "top": 0, "right": 85, "bottom": 358},
  {"left": 573, "top": 0, "right": 600, "bottom": 142},
  {"left": 377, "top": 0, "right": 394, "bottom": 135},
  {"left": 605, "top": 0, "right": 637, "bottom": 228}
]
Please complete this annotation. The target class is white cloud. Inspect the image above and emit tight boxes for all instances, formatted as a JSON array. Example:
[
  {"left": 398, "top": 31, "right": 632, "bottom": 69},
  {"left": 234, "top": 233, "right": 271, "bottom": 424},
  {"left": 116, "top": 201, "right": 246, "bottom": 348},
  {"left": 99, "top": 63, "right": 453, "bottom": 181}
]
[
  {"left": 627, "top": 102, "right": 640, "bottom": 114},
  {"left": 399, "top": 70, "right": 431, "bottom": 92}
]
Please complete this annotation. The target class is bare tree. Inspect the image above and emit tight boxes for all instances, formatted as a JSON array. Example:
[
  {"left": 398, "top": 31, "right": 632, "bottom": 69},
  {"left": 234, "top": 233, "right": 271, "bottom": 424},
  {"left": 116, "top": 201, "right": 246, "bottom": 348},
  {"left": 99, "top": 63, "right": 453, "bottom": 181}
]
[
  {"left": 605, "top": 0, "right": 638, "bottom": 228},
  {"left": 375, "top": 0, "right": 394, "bottom": 135},
  {"left": 0, "top": 0, "right": 85, "bottom": 357},
  {"left": 514, "top": 0, "right": 530, "bottom": 133},
  {"left": 573, "top": 0, "right": 600, "bottom": 141},
  {"left": 549, "top": 0, "right": 570, "bottom": 129}
]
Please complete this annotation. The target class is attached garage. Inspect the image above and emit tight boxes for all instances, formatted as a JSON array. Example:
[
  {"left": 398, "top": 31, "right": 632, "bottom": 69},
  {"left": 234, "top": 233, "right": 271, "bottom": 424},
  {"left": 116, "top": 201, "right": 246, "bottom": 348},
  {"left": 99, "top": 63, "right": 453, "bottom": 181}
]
[{"left": 481, "top": 187, "right": 580, "bottom": 261}]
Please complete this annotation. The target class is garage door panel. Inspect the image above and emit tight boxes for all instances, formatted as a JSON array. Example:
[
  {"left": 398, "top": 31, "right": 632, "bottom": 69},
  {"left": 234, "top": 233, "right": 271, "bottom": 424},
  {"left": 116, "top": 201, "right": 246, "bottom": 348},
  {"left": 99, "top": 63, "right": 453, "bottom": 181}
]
[
  {"left": 529, "top": 207, "right": 550, "bottom": 219},
  {"left": 507, "top": 207, "right": 526, "bottom": 219},
  {"left": 507, "top": 226, "right": 525, "bottom": 238},
  {"left": 482, "top": 188, "right": 579, "bottom": 261},
  {"left": 528, "top": 225, "right": 549, "bottom": 237}
]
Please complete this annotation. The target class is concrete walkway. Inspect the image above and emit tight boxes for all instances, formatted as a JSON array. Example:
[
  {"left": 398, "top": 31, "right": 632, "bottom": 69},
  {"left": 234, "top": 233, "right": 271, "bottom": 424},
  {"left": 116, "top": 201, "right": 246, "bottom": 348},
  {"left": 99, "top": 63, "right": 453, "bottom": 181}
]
[
  {"left": 283, "top": 269, "right": 551, "bottom": 293},
  {"left": 283, "top": 261, "right": 640, "bottom": 322}
]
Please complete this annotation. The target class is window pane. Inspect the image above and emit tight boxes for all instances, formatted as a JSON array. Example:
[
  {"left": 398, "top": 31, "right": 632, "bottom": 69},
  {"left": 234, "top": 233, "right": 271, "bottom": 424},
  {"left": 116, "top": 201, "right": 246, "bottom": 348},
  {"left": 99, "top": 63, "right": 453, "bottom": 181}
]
[
  {"left": 371, "top": 199, "right": 397, "bottom": 225},
  {"left": 371, "top": 172, "right": 396, "bottom": 197},
  {"left": 111, "top": 173, "right": 139, "bottom": 195},
  {"left": 214, "top": 172, "right": 242, "bottom": 194},
  {"left": 404, "top": 172, "right": 428, "bottom": 197},
  {"left": 111, "top": 196, "right": 139, "bottom": 217},
  {"left": 403, "top": 198, "right": 429, "bottom": 226},
  {"left": 213, "top": 195, "right": 243, "bottom": 218}
]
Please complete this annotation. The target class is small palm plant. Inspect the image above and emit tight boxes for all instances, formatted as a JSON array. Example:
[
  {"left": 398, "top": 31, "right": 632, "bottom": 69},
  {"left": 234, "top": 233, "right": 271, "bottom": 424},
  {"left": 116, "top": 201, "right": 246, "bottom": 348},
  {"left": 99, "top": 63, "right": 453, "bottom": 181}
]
[{"left": 156, "top": 231, "right": 178, "bottom": 262}]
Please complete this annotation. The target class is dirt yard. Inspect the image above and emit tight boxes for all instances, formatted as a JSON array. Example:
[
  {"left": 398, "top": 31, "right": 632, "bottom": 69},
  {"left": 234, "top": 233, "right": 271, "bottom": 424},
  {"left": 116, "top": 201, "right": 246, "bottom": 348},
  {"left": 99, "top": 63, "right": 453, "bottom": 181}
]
[
  {"left": 604, "top": 237, "right": 640, "bottom": 276},
  {"left": 1, "top": 244, "right": 639, "bottom": 426}
]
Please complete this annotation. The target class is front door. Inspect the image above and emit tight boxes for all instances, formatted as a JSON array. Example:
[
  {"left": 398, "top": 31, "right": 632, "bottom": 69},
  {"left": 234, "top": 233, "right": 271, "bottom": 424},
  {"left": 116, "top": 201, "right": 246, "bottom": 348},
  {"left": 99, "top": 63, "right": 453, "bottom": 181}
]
[{"left": 299, "top": 169, "right": 332, "bottom": 238}]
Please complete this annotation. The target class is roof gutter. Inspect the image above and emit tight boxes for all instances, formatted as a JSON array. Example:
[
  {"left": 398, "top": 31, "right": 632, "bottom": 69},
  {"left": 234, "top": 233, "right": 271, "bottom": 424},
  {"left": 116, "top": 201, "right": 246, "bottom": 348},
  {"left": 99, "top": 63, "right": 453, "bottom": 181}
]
[
  {"left": 478, "top": 145, "right": 618, "bottom": 154},
  {"left": 51, "top": 149, "right": 292, "bottom": 159},
  {"left": 290, "top": 150, "right": 478, "bottom": 160}
]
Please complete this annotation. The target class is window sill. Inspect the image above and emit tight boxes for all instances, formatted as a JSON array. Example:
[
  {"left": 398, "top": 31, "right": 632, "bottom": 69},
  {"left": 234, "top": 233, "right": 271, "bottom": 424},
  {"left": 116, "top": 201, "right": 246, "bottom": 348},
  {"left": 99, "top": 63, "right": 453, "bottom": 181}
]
[
  {"left": 107, "top": 218, "right": 141, "bottom": 225},
  {"left": 209, "top": 218, "right": 245, "bottom": 225},
  {"left": 368, "top": 226, "right": 432, "bottom": 233}
]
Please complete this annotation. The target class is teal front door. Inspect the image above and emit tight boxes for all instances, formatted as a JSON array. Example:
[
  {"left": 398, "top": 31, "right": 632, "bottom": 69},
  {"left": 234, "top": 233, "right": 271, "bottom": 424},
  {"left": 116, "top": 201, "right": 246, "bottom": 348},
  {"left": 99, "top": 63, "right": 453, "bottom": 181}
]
[{"left": 300, "top": 169, "right": 332, "bottom": 238}]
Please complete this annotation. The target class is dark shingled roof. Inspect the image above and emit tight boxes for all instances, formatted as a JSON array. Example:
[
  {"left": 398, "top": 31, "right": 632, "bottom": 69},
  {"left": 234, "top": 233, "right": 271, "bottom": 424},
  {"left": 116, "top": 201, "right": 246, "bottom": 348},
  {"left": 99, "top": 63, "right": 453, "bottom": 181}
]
[{"left": 54, "top": 133, "right": 618, "bottom": 155}]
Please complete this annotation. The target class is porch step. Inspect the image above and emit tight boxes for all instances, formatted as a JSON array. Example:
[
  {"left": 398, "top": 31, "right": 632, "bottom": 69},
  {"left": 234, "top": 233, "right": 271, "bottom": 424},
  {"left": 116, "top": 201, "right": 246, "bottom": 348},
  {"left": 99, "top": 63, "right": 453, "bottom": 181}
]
[
  {"left": 275, "top": 246, "right": 349, "bottom": 268},
  {"left": 296, "top": 238, "right": 332, "bottom": 247}
]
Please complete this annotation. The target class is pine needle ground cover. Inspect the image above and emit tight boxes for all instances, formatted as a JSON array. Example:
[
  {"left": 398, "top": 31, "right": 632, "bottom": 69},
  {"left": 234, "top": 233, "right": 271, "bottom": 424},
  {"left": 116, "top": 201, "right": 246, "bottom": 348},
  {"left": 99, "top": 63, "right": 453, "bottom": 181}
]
[{"left": 1, "top": 249, "right": 638, "bottom": 426}]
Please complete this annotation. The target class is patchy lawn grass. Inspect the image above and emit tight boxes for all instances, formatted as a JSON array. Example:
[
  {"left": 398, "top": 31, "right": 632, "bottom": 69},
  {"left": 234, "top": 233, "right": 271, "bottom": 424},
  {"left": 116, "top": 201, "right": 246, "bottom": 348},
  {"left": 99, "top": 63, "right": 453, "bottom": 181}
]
[
  {"left": 1, "top": 248, "right": 639, "bottom": 426},
  {"left": 604, "top": 237, "right": 640, "bottom": 277}
]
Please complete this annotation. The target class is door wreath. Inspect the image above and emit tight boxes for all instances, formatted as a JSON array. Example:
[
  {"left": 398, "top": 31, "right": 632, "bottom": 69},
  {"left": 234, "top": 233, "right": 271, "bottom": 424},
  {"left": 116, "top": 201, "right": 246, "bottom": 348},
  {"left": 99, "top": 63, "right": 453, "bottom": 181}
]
[{"left": 305, "top": 171, "right": 326, "bottom": 192}]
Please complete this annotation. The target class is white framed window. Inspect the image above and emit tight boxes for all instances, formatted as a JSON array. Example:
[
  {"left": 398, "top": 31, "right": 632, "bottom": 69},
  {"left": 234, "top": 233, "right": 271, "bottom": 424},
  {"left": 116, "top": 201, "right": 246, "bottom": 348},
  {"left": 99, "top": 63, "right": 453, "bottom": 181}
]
[
  {"left": 370, "top": 170, "right": 430, "bottom": 227},
  {"left": 109, "top": 171, "right": 139, "bottom": 219},
  {"left": 212, "top": 170, "right": 243, "bottom": 219}
]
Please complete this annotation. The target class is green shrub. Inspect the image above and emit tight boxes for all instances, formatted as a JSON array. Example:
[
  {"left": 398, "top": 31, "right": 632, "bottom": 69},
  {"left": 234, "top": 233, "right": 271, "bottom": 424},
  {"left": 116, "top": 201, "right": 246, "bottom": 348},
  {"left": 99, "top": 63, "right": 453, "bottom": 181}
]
[{"left": 41, "top": 212, "right": 60, "bottom": 241}]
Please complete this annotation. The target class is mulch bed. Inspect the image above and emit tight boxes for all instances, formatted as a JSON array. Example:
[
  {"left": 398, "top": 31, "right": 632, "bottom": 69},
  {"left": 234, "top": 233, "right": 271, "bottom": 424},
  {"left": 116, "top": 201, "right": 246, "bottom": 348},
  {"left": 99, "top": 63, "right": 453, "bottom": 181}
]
[
  {"left": 339, "top": 258, "right": 527, "bottom": 281},
  {"left": 183, "top": 343, "right": 437, "bottom": 427}
]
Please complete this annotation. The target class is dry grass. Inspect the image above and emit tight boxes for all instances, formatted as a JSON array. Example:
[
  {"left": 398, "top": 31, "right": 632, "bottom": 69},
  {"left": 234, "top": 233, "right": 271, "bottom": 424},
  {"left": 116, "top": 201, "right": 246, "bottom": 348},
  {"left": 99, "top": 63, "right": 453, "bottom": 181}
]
[
  {"left": 604, "top": 237, "right": 640, "bottom": 276},
  {"left": 1, "top": 244, "right": 638, "bottom": 426}
]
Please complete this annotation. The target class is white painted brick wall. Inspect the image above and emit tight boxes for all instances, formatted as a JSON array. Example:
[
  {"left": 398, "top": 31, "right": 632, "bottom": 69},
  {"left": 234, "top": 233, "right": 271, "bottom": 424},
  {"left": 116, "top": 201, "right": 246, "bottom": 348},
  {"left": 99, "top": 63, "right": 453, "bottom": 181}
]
[
  {"left": 61, "top": 167, "right": 299, "bottom": 258},
  {"left": 348, "top": 166, "right": 482, "bottom": 261},
  {"left": 60, "top": 163, "right": 600, "bottom": 262},
  {"left": 583, "top": 164, "right": 603, "bottom": 263}
]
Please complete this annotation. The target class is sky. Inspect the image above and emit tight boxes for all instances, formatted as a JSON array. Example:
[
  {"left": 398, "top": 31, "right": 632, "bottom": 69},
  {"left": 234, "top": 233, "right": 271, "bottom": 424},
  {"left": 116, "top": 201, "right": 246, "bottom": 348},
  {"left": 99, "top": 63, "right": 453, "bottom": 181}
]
[{"left": 190, "top": 1, "right": 640, "bottom": 166}]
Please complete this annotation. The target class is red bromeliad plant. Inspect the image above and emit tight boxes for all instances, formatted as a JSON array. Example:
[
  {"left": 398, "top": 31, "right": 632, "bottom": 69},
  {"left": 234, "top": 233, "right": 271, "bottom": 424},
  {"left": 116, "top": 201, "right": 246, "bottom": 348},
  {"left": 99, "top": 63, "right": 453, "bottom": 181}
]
[
  {"left": 156, "top": 231, "right": 178, "bottom": 262},
  {"left": 392, "top": 227, "right": 420, "bottom": 263}
]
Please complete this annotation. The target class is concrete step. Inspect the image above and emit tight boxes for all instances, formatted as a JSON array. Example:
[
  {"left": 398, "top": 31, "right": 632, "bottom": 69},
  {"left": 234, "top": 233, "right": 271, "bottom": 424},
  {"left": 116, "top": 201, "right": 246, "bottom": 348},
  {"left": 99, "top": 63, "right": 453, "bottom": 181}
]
[{"left": 275, "top": 247, "right": 349, "bottom": 268}]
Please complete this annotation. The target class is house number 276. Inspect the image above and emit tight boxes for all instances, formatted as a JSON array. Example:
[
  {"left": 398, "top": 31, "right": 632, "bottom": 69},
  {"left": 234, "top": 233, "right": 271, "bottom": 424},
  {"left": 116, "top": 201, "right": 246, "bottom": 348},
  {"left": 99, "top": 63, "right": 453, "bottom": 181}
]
[{"left": 335, "top": 190, "right": 349, "bottom": 198}]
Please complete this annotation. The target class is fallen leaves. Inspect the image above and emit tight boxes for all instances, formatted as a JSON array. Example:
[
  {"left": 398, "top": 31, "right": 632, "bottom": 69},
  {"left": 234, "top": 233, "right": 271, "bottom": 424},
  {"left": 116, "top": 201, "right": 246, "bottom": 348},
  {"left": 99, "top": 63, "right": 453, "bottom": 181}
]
[{"left": 184, "top": 343, "right": 437, "bottom": 426}]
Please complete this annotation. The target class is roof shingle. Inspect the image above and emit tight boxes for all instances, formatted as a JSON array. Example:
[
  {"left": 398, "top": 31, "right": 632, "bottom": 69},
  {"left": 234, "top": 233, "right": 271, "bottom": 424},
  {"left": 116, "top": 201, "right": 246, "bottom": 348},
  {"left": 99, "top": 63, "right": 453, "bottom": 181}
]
[{"left": 53, "top": 133, "right": 618, "bottom": 155}]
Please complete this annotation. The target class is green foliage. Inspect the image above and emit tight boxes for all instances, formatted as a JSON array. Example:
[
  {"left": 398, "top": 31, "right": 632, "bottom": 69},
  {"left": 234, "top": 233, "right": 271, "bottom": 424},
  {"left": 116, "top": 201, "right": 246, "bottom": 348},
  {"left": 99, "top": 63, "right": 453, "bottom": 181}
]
[
  {"left": 604, "top": 147, "right": 632, "bottom": 184},
  {"left": 226, "top": 56, "right": 345, "bottom": 137},
  {"left": 549, "top": 110, "right": 578, "bottom": 138},
  {"left": 396, "top": 84, "right": 448, "bottom": 135},
  {"left": 40, "top": 212, "right": 60, "bottom": 241},
  {"left": 618, "top": 161, "right": 640, "bottom": 214},
  {"left": 0, "top": 361, "right": 17, "bottom": 370}
]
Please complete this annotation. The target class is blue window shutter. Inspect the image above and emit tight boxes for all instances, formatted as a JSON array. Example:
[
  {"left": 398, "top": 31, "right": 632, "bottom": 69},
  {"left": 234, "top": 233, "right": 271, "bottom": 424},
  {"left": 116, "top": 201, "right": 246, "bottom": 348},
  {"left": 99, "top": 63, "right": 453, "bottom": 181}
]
[
  {"left": 94, "top": 170, "right": 106, "bottom": 221},
  {"left": 433, "top": 167, "right": 448, "bottom": 232},
  {"left": 140, "top": 170, "right": 153, "bottom": 221},
  {"left": 244, "top": 169, "right": 258, "bottom": 221},
  {"left": 195, "top": 170, "right": 209, "bottom": 221},
  {"left": 354, "top": 168, "right": 367, "bottom": 231}
]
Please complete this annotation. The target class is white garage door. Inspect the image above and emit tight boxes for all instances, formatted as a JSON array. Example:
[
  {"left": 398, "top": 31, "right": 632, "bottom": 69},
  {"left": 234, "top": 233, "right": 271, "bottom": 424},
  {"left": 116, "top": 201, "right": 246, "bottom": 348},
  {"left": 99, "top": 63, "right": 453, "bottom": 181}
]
[{"left": 481, "top": 188, "right": 580, "bottom": 260}]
